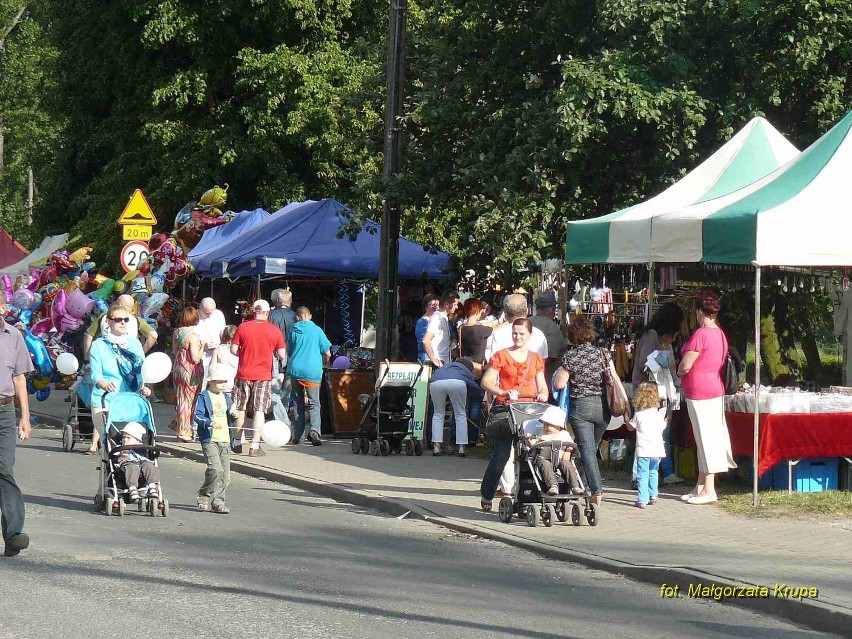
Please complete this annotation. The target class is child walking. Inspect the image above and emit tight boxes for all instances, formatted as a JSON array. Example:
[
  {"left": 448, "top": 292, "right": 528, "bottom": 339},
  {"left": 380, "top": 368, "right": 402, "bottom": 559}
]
[
  {"left": 628, "top": 383, "right": 668, "bottom": 509},
  {"left": 193, "top": 364, "right": 233, "bottom": 514}
]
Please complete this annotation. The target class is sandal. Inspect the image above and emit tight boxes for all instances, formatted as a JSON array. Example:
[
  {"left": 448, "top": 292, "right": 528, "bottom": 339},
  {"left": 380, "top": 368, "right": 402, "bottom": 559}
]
[{"left": 480, "top": 499, "right": 493, "bottom": 512}]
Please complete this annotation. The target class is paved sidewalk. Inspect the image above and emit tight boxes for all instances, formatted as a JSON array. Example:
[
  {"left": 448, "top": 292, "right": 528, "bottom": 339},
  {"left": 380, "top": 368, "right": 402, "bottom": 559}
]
[{"left": 32, "top": 391, "right": 852, "bottom": 635}]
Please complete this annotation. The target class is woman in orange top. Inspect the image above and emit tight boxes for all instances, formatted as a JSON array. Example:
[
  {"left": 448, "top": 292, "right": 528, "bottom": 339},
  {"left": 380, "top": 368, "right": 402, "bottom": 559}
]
[{"left": 478, "top": 319, "right": 548, "bottom": 511}]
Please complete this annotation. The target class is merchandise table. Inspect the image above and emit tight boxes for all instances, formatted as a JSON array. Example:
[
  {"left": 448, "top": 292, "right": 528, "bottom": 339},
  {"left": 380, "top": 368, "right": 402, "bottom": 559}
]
[{"left": 725, "top": 411, "right": 852, "bottom": 477}]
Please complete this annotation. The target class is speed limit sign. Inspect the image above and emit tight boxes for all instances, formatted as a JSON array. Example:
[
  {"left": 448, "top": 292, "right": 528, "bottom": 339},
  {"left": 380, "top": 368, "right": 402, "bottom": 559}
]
[{"left": 120, "top": 241, "right": 150, "bottom": 273}]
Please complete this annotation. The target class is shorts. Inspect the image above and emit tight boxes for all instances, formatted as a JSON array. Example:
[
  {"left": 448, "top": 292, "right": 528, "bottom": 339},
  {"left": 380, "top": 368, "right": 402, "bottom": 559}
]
[{"left": 232, "top": 379, "right": 272, "bottom": 414}]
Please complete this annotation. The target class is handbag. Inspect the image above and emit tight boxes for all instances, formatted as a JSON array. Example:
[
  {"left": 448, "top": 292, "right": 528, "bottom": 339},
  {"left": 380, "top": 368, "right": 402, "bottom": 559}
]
[
  {"left": 600, "top": 347, "right": 629, "bottom": 416},
  {"left": 720, "top": 332, "right": 739, "bottom": 395}
]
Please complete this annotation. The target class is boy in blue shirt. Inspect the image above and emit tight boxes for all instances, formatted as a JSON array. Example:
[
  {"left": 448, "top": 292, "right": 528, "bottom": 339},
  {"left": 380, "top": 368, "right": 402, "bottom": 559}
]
[
  {"left": 194, "top": 364, "right": 233, "bottom": 514},
  {"left": 287, "top": 307, "right": 331, "bottom": 446}
]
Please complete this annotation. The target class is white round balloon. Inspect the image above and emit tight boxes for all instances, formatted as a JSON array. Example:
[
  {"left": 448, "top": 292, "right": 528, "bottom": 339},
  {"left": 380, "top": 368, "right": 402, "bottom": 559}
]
[
  {"left": 55, "top": 352, "right": 80, "bottom": 376},
  {"left": 260, "top": 420, "right": 291, "bottom": 448},
  {"left": 141, "top": 352, "right": 172, "bottom": 384}
]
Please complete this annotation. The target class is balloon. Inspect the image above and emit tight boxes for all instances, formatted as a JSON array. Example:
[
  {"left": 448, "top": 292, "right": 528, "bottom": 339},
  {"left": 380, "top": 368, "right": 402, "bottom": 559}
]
[
  {"left": 1, "top": 275, "right": 12, "bottom": 302},
  {"left": 23, "top": 329, "right": 54, "bottom": 377},
  {"left": 35, "top": 387, "right": 50, "bottom": 401},
  {"left": 53, "top": 288, "right": 68, "bottom": 319},
  {"left": 141, "top": 352, "right": 172, "bottom": 384},
  {"left": 56, "top": 352, "right": 80, "bottom": 376},
  {"left": 332, "top": 355, "right": 351, "bottom": 370},
  {"left": 260, "top": 420, "right": 291, "bottom": 448},
  {"left": 12, "top": 288, "right": 34, "bottom": 311}
]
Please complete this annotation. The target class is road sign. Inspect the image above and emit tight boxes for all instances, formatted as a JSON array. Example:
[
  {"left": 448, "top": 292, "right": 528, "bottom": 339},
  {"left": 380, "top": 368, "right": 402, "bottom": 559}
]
[
  {"left": 120, "top": 241, "right": 150, "bottom": 273},
  {"left": 122, "top": 224, "right": 153, "bottom": 242},
  {"left": 118, "top": 189, "right": 158, "bottom": 225}
]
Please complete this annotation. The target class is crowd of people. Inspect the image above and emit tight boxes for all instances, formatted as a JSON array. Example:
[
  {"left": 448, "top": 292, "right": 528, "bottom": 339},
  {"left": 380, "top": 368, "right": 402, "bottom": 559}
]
[{"left": 418, "top": 287, "right": 736, "bottom": 513}]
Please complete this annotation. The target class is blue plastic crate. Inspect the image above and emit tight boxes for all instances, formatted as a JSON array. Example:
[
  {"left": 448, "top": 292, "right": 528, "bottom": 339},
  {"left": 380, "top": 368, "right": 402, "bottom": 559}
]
[{"left": 759, "top": 458, "right": 839, "bottom": 493}]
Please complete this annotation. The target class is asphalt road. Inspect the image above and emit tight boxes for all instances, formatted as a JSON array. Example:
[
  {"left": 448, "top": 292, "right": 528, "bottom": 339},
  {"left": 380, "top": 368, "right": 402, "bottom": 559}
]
[{"left": 0, "top": 429, "right": 838, "bottom": 639}]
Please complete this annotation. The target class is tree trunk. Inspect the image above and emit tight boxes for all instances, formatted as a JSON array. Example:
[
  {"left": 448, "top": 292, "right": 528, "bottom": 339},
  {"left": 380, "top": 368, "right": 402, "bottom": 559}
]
[
  {"left": 759, "top": 313, "right": 790, "bottom": 384},
  {"left": 800, "top": 332, "right": 821, "bottom": 381}
]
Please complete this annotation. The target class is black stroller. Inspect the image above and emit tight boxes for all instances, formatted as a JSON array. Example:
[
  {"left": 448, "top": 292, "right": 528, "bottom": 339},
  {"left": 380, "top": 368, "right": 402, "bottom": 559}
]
[
  {"left": 61, "top": 367, "right": 95, "bottom": 452},
  {"left": 352, "top": 361, "right": 425, "bottom": 457},
  {"left": 496, "top": 401, "right": 598, "bottom": 527}
]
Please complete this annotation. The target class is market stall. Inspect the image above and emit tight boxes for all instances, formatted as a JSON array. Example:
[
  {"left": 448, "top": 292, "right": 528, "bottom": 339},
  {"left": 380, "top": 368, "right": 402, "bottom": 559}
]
[
  {"left": 566, "top": 111, "right": 852, "bottom": 502},
  {"left": 0, "top": 229, "right": 29, "bottom": 270}
]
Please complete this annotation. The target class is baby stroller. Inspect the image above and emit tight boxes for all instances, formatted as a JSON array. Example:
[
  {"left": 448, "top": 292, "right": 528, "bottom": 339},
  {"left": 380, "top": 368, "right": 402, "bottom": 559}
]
[
  {"left": 496, "top": 401, "right": 598, "bottom": 527},
  {"left": 93, "top": 392, "right": 169, "bottom": 517},
  {"left": 61, "top": 367, "right": 95, "bottom": 452},
  {"left": 352, "top": 361, "right": 425, "bottom": 457}
]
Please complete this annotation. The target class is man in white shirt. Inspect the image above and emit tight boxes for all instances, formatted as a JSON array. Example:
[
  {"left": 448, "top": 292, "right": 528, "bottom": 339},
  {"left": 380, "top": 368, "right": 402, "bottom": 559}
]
[
  {"left": 484, "top": 294, "right": 548, "bottom": 362},
  {"left": 197, "top": 297, "right": 227, "bottom": 380},
  {"left": 421, "top": 291, "right": 460, "bottom": 367}
]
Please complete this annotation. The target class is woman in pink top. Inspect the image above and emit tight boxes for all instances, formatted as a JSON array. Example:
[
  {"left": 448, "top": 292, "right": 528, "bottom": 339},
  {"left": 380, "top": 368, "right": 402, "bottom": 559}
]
[{"left": 677, "top": 290, "right": 736, "bottom": 505}]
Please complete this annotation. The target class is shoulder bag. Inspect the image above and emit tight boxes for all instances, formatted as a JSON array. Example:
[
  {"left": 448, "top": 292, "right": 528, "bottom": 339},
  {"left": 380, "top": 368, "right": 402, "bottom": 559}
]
[
  {"left": 720, "top": 332, "right": 739, "bottom": 395},
  {"left": 600, "top": 347, "right": 629, "bottom": 416}
]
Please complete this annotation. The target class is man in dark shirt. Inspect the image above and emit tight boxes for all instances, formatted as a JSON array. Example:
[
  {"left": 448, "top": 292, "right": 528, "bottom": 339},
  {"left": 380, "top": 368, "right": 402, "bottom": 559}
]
[
  {"left": 269, "top": 288, "right": 297, "bottom": 427},
  {"left": 529, "top": 291, "right": 566, "bottom": 391},
  {"left": 0, "top": 291, "right": 34, "bottom": 557}
]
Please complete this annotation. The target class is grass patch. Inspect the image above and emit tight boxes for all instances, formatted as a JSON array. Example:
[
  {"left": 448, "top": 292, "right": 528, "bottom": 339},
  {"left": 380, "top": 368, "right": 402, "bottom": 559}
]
[{"left": 719, "top": 487, "right": 852, "bottom": 518}]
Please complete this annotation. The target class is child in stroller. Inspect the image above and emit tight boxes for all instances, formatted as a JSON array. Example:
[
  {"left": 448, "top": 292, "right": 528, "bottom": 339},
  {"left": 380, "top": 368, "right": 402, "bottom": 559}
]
[
  {"left": 116, "top": 422, "right": 161, "bottom": 502},
  {"left": 522, "top": 406, "right": 582, "bottom": 496}
]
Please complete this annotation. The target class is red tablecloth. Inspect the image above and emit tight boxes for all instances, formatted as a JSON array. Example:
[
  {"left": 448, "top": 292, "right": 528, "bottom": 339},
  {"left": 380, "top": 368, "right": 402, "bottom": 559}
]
[{"left": 725, "top": 411, "right": 852, "bottom": 477}]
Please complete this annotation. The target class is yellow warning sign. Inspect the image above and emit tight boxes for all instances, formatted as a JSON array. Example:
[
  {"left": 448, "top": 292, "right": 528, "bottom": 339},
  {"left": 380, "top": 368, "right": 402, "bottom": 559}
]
[
  {"left": 118, "top": 189, "right": 158, "bottom": 225},
  {"left": 122, "top": 225, "right": 153, "bottom": 241}
]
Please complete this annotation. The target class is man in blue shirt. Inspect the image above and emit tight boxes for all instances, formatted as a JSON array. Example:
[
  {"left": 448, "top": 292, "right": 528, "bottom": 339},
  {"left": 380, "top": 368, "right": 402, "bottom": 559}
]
[{"left": 287, "top": 307, "right": 331, "bottom": 446}]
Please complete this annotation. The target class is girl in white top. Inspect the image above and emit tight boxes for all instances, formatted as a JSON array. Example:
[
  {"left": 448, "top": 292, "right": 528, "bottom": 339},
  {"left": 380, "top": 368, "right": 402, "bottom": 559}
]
[
  {"left": 628, "top": 383, "right": 668, "bottom": 509},
  {"left": 209, "top": 325, "right": 239, "bottom": 395}
]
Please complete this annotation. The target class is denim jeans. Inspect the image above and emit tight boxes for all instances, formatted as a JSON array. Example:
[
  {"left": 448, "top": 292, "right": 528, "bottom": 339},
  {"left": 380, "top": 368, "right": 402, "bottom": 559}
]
[
  {"left": 660, "top": 417, "right": 675, "bottom": 478},
  {"left": 291, "top": 377, "right": 321, "bottom": 442},
  {"left": 429, "top": 379, "right": 468, "bottom": 445},
  {"left": 569, "top": 394, "right": 609, "bottom": 495},
  {"left": 0, "top": 403, "right": 25, "bottom": 543},
  {"left": 271, "top": 376, "right": 293, "bottom": 424},
  {"left": 480, "top": 436, "right": 514, "bottom": 500},
  {"left": 199, "top": 442, "right": 231, "bottom": 507},
  {"left": 636, "top": 457, "right": 660, "bottom": 504}
]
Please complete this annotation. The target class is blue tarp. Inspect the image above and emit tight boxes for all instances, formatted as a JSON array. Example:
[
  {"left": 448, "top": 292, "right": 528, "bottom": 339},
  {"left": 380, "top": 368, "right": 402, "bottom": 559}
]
[
  {"left": 206, "top": 199, "right": 452, "bottom": 279},
  {"left": 189, "top": 208, "right": 271, "bottom": 276}
]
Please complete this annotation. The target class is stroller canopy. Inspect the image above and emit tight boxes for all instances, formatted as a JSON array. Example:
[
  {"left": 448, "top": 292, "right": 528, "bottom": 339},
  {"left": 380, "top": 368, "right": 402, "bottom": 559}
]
[{"left": 103, "top": 393, "right": 156, "bottom": 433}]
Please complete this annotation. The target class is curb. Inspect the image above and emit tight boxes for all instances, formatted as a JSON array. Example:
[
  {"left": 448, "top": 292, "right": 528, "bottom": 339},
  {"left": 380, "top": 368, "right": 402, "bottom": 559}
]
[{"left": 154, "top": 440, "right": 851, "bottom": 637}]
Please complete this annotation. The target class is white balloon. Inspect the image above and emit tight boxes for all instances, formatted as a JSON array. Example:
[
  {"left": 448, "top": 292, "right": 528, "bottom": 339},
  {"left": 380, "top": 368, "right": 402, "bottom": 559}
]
[
  {"left": 260, "top": 420, "right": 291, "bottom": 448},
  {"left": 56, "top": 352, "right": 80, "bottom": 376},
  {"left": 141, "top": 352, "right": 172, "bottom": 384}
]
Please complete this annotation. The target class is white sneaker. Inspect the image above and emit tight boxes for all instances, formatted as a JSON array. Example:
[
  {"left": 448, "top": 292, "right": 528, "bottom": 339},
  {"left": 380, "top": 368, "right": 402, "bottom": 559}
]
[
  {"left": 663, "top": 473, "right": 685, "bottom": 485},
  {"left": 687, "top": 492, "right": 718, "bottom": 505},
  {"left": 680, "top": 492, "right": 697, "bottom": 502},
  {"left": 432, "top": 443, "right": 442, "bottom": 456},
  {"left": 546, "top": 485, "right": 559, "bottom": 496}
]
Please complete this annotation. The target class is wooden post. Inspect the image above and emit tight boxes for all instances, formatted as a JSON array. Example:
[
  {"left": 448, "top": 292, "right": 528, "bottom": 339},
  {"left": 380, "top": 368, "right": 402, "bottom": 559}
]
[{"left": 27, "top": 166, "right": 33, "bottom": 224}]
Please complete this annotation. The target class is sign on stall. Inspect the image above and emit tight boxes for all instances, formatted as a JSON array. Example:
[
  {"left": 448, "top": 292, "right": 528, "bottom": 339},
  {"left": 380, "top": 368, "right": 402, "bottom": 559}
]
[
  {"left": 120, "top": 241, "right": 150, "bottom": 273},
  {"left": 376, "top": 361, "right": 431, "bottom": 441}
]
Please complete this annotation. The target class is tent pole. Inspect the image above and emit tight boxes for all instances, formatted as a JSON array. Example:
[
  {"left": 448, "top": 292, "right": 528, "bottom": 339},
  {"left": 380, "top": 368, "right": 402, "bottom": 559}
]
[
  {"left": 645, "top": 262, "right": 655, "bottom": 323},
  {"left": 752, "top": 265, "right": 761, "bottom": 507},
  {"left": 360, "top": 285, "right": 367, "bottom": 347}
]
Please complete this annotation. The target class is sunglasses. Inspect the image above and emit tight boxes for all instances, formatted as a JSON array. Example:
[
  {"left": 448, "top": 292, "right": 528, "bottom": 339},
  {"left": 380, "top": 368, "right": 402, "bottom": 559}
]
[{"left": 110, "top": 317, "right": 130, "bottom": 323}]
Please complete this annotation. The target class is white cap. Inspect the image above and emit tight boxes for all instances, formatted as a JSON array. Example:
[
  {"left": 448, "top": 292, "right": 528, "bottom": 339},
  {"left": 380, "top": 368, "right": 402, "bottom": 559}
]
[
  {"left": 208, "top": 364, "right": 229, "bottom": 382},
  {"left": 122, "top": 421, "right": 147, "bottom": 442},
  {"left": 540, "top": 406, "right": 567, "bottom": 429},
  {"left": 252, "top": 299, "right": 270, "bottom": 313}
]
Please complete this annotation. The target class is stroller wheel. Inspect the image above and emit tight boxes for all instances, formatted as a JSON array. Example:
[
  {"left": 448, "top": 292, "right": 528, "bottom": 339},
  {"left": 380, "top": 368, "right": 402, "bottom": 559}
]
[
  {"left": 379, "top": 439, "right": 391, "bottom": 456},
  {"left": 525, "top": 505, "right": 540, "bottom": 527},
  {"left": 105, "top": 497, "right": 115, "bottom": 517},
  {"left": 93, "top": 494, "right": 104, "bottom": 512},
  {"left": 413, "top": 440, "right": 424, "bottom": 456},
  {"left": 161, "top": 499, "right": 169, "bottom": 517},
  {"left": 138, "top": 499, "right": 145, "bottom": 512},
  {"left": 403, "top": 440, "right": 415, "bottom": 456},
  {"left": 62, "top": 424, "right": 75, "bottom": 452},
  {"left": 542, "top": 504, "right": 554, "bottom": 528},
  {"left": 391, "top": 440, "right": 403, "bottom": 455},
  {"left": 351, "top": 438, "right": 361, "bottom": 454},
  {"left": 370, "top": 440, "right": 380, "bottom": 456},
  {"left": 498, "top": 496, "right": 514, "bottom": 523},
  {"left": 555, "top": 502, "right": 567, "bottom": 523},
  {"left": 359, "top": 438, "right": 371, "bottom": 455},
  {"left": 149, "top": 498, "right": 160, "bottom": 517},
  {"left": 117, "top": 499, "right": 126, "bottom": 517},
  {"left": 571, "top": 504, "right": 582, "bottom": 526},
  {"left": 586, "top": 502, "right": 599, "bottom": 527}
]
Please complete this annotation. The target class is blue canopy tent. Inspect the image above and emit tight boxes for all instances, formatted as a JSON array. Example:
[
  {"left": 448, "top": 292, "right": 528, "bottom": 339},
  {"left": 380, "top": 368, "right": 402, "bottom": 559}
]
[
  {"left": 188, "top": 208, "right": 272, "bottom": 276},
  {"left": 206, "top": 199, "right": 452, "bottom": 280}
]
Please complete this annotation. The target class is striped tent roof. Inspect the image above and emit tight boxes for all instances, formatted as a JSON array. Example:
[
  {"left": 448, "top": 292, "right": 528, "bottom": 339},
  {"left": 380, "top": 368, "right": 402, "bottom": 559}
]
[{"left": 565, "top": 117, "right": 799, "bottom": 264}]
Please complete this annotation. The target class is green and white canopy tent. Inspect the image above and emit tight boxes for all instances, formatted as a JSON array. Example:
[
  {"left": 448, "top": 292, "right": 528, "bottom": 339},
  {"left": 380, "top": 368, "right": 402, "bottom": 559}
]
[
  {"left": 564, "top": 117, "right": 799, "bottom": 264},
  {"left": 565, "top": 111, "right": 852, "bottom": 505}
]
